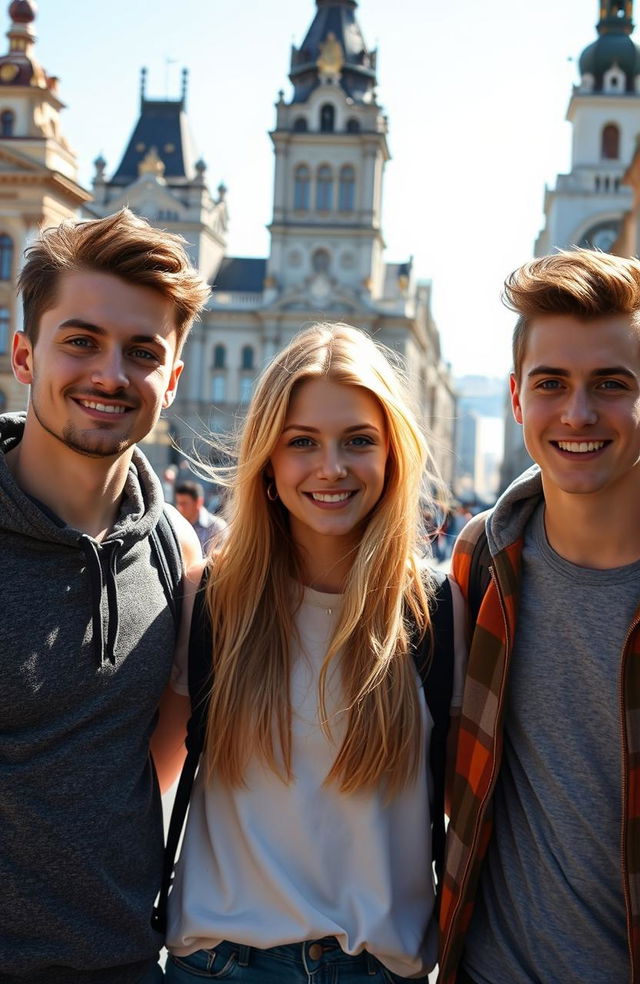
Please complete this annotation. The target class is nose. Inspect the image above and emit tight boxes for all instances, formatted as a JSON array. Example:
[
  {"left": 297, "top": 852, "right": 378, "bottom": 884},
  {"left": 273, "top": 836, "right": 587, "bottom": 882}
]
[
  {"left": 316, "top": 443, "right": 348, "bottom": 481},
  {"left": 560, "top": 387, "right": 597, "bottom": 429},
  {"left": 91, "top": 350, "right": 129, "bottom": 392}
]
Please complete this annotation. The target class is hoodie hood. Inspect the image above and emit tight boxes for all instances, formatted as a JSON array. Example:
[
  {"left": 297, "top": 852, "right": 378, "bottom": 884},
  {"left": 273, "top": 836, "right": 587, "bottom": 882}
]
[
  {"left": 0, "top": 411, "right": 166, "bottom": 664},
  {"left": 486, "top": 463, "right": 544, "bottom": 556}
]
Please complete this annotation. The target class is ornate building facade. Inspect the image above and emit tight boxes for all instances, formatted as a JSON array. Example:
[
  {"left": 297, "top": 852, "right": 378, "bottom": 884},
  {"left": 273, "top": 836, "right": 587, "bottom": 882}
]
[
  {"left": 502, "top": 0, "right": 640, "bottom": 488},
  {"left": 0, "top": 0, "right": 90, "bottom": 414}
]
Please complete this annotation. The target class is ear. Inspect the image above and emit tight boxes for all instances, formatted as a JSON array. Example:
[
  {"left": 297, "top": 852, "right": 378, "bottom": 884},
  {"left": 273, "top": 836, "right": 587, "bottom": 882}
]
[
  {"left": 162, "top": 359, "right": 184, "bottom": 409},
  {"left": 509, "top": 372, "right": 523, "bottom": 425},
  {"left": 12, "top": 331, "right": 34, "bottom": 385}
]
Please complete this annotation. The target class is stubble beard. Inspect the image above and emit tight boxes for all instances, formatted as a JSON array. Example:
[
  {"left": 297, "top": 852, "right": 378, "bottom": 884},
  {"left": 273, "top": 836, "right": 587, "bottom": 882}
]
[{"left": 31, "top": 391, "right": 135, "bottom": 460}]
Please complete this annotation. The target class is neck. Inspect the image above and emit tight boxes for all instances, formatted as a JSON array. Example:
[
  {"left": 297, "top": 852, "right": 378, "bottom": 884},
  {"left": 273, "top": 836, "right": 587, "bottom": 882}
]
[
  {"left": 542, "top": 479, "right": 640, "bottom": 569},
  {"left": 296, "top": 534, "right": 357, "bottom": 592},
  {"left": 7, "top": 416, "right": 134, "bottom": 540}
]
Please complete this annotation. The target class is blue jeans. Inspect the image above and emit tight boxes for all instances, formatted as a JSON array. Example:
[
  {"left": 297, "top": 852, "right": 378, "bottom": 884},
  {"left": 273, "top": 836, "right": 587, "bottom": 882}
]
[{"left": 165, "top": 937, "right": 430, "bottom": 983}]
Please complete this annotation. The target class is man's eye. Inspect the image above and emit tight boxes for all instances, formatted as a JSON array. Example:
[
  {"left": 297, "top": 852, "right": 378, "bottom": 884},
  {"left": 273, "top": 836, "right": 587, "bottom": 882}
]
[
  {"left": 68, "top": 336, "right": 94, "bottom": 348},
  {"left": 537, "top": 379, "right": 562, "bottom": 390},
  {"left": 598, "top": 379, "right": 626, "bottom": 390},
  {"left": 130, "top": 348, "right": 158, "bottom": 361}
]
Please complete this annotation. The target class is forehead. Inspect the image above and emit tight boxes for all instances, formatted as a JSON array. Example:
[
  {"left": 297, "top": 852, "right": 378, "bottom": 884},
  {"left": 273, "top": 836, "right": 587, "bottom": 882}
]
[
  {"left": 522, "top": 313, "right": 640, "bottom": 374},
  {"left": 40, "top": 269, "right": 179, "bottom": 345},
  {"left": 285, "top": 377, "right": 385, "bottom": 426}
]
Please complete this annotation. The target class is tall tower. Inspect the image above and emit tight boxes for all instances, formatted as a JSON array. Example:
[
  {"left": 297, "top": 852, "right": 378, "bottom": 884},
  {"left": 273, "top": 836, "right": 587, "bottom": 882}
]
[
  {"left": 0, "top": 0, "right": 90, "bottom": 413},
  {"left": 267, "top": 0, "right": 389, "bottom": 303},
  {"left": 535, "top": 0, "right": 640, "bottom": 254}
]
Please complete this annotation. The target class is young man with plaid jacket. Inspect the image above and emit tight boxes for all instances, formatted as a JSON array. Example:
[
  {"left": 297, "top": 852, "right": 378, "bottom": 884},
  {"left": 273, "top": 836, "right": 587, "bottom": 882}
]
[{"left": 440, "top": 249, "right": 640, "bottom": 984}]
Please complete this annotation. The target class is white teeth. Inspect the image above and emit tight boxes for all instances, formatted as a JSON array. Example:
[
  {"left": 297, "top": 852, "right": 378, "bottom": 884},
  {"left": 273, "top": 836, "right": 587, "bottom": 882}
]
[
  {"left": 311, "top": 492, "right": 352, "bottom": 502},
  {"left": 557, "top": 440, "right": 605, "bottom": 453},
  {"left": 81, "top": 401, "right": 127, "bottom": 415}
]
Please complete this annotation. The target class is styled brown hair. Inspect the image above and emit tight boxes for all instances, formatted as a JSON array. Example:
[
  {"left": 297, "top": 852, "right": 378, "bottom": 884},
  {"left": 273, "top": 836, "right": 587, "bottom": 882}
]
[
  {"left": 504, "top": 248, "right": 640, "bottom": 380},
  {"left": 18, "top": 208, "right": 210, "bottom": 348}
]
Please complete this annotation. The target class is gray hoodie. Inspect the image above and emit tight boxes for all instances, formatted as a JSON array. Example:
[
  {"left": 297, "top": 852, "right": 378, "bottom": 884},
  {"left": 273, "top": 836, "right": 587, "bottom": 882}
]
[{"left": 0, "top": 413, "right": 177, "bottom": 983}]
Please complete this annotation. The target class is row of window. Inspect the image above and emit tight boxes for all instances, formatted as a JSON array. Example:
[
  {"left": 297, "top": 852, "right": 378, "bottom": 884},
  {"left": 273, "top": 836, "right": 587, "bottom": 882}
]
[
  {"left": 293, "top": 104, "right": 361, "bottom": 135},
  {"left": 211, "top": 344, "right": 255, "bottom": 371},
  {"left": 293, "top": 164, "right": 355, "bottom": 212}
]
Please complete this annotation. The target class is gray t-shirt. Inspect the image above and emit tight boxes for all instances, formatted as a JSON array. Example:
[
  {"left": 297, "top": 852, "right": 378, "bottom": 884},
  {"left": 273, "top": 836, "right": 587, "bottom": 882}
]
[{"left": 462, "top": 503, "right": 633, "bottom": 984}]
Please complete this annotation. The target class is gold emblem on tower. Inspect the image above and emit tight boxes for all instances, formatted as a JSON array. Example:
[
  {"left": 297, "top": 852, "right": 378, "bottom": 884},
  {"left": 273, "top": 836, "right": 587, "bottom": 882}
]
[{"left": 317, "top": 33, "right": 344, "bottom": 80}]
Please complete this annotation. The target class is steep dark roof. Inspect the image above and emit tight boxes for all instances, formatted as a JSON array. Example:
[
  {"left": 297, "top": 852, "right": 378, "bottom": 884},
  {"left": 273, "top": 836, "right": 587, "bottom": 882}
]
[
  {"left": 290, "top": 0, "right": 377, "bottom": 104},
  {"left": 111, "top": 98, "right": 194, "bottom": 185},
  {"left": 213, "top": 257, "right": 266, "bottom": 293}
]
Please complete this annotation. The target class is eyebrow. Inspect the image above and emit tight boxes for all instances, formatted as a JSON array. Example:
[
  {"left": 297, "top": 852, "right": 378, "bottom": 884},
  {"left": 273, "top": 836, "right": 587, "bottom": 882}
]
[
  {"left": 527, "top": 365, "right": 636, "bottom": 380},
  {"left": 56, "top": 319, "right": 168, "bottom": 349},
  {"left": 281, "top": 423, "right": 381, "bottom": 434}
]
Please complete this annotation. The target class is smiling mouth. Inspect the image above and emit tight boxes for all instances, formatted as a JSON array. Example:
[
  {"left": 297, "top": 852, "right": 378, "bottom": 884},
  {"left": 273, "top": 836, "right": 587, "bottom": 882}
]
[
  {"left": 76, "top": 399, "right": 130, "bottom": 415},
  {"left": 552, "top": 440, "right": 609, "bottom": 453},
  {"left": 306, "top": 491, "right": 357, "bottom": 503}
]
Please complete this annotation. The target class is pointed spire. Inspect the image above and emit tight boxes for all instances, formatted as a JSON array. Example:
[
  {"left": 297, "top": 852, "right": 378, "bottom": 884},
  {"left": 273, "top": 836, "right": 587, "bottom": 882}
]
[
  {"left": 181, "top": 67, "right": 188, "bottom": 108},
  {"left": 140, "top": 66, "right": 147, "bottom": 109}
]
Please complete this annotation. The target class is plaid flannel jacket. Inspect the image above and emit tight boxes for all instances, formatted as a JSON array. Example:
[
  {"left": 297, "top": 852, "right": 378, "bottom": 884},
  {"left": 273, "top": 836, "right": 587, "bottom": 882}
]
[{"left": 438, "top": 510, "right": 640, "bottom": 984}]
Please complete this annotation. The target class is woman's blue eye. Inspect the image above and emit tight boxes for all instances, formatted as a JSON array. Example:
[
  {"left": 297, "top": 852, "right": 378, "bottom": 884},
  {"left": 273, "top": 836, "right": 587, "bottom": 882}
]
[
  {"left": 289, "top": 436, "right": 314, "bottom": 447},
  {"left": 349, "top": 435, "right": 374, "bottom": 446}
]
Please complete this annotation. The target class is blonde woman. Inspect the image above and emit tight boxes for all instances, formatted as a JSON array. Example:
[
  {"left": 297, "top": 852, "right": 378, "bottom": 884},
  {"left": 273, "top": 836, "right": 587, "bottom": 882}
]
[{"left": 164, "top": 324, "right": 465, "bottom": 984}]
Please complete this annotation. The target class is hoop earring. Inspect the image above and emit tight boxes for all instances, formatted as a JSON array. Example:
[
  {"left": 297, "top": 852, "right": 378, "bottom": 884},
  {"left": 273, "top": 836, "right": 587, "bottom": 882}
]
[{"left": 266, "top": 480, "right": 279, "bottom": 502}]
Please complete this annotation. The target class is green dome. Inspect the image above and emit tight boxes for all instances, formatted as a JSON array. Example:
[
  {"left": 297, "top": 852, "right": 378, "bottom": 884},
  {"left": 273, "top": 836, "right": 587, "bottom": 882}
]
[{"left": 579, "top": 31, "right": 640, "bottom": 87}]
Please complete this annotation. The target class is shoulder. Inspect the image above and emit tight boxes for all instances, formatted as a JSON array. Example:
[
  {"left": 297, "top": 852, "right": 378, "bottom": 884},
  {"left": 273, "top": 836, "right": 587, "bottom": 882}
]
[{"left": 163, "top": 502, "right": 203, "bottom": 570}]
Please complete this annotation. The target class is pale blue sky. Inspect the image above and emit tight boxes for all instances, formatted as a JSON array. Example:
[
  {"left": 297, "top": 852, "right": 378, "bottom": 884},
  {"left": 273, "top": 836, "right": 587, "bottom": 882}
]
[{"left": 31, "top": 0, "right": 610, "bottom": 375}]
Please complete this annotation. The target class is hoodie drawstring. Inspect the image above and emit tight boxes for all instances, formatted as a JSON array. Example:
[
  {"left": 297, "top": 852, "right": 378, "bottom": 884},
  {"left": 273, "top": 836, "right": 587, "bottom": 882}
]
[{"left": 79, "top": 535, "right": 124, "bottom": 666}]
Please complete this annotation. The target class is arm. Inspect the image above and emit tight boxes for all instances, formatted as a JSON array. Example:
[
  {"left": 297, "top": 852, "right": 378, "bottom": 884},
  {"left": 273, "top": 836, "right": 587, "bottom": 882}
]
[{"left": 151, "top": 505, "right": 204, "bottom": 793}]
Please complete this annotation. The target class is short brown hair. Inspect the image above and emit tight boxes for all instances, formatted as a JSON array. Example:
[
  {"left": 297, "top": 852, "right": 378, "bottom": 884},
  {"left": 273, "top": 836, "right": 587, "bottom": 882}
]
[
  {"left": 504, "top": 248, "right": 640, "bottom": 379},
  {"left": 18, "top": 208, "right": 211, "bottom": 348}
]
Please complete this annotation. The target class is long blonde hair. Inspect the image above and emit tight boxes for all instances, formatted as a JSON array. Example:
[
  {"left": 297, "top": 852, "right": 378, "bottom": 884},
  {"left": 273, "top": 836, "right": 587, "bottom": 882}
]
[{"left": 203, "top": 323, "right": 439, "bottom": 795}]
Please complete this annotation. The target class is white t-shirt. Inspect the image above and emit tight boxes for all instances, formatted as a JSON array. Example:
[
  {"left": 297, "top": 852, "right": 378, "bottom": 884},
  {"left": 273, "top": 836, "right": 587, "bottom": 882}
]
[{"left": 167, "top": 578, "right": 465, "bottom": 978}]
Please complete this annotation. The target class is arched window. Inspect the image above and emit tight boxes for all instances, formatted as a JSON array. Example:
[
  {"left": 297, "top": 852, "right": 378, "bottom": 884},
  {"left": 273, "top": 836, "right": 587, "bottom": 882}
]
[
  {"left": 1, "top": 110, "right": 14, "bottom": 137},
  {"left": 0, "top": 235, "right": 12, "bottom": 280},
  {"left": 211, "top": 374, "right": 226, "bottom": 403},
  {"left": 601, "top": 123, "right": 620, "bottom": 159},
  {"left": 213, "top": 344, "right": 226, "bottom": 369},
  {"left": 338, "top": 165, "right": 356, "bottom": 211},
  {"left": 316, "top": 165, "right": 333, "bottom": 210},
  {"left": 293, "top": 117, "right": 308, "bottom": 132},
  {"left": 312, "top": 248, "right": 331, "bottom": 274},
  {"left": 293, "top": 164, "right": 310, "bottom": 210},
  {"left": 346, "top": 118, "right": 361, "bottom": 133},
  {"left": 0, "top": 306, "right": 9, "bottom": 353},
  {"left": 241, "top": 345, "right": 254, "bottom": 371},
  {"left": 320, "top": 104, "right": 335, "bottom": 133}
]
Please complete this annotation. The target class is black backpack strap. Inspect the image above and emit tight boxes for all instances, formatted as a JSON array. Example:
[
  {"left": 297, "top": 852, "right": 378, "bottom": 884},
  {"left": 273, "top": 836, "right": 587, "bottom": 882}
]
[
  {"left": 412, "top": 570, "right": 454, "bottom": 892},
  {"left": 149, "top": 508, "right": 184, "bottom": 631},
  {"left": 152, "top": 570, "right": 212, "bottom": 934},
  {"left": 467, "top": 518, "right": 491, "bottom": 628}
]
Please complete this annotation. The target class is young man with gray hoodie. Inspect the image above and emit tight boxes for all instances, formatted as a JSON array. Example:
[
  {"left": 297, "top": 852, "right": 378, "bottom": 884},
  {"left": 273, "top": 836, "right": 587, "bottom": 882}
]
[
  {"left": 439, "top": 249, "right": 640, "bottom": 984},
  {"left": 0, "top": 209, "right": 208, "bottom": 984}
]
